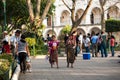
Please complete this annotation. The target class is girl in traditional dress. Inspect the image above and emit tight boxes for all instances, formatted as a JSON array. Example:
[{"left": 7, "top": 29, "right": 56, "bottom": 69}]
[
  {"left": 66, "top": 34, "right": 76, "bottom": 68},
  {"left": 48, "top": 35, "right": 59, "bottom": 68}
]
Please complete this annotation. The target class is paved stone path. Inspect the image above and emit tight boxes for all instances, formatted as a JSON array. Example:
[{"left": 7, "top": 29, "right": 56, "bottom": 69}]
[{"left": 19, "top": 54, "right": 120, "bottom": 80}]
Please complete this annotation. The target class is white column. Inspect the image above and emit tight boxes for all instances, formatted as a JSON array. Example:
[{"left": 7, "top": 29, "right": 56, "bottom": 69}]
[
  {"left": 85, "top": 13, "right": 91, "bottom": 24},
  {"left": 54, "top": 15, "right": 60, "bottom": 26},
  {"left": 54, "top": 1, "right": 61, "bottom": 26},
  {"left": 104, "top": 11, "right": 108, "bottom": 20}
]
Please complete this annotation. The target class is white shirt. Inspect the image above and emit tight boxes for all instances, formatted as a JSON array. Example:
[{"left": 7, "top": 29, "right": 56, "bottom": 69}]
[
  {"left": 83, "top": 38, "right": 90, "bottom": 47},
  {"left": 10, "top": 35, "right": 21, "bottom": 48},
  {"left": 78, "top": 34, "right": 83, "bottom": 44}
]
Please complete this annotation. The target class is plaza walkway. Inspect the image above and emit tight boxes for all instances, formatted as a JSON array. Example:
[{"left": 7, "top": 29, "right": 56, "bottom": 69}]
[{"left": 19, "top": 54, "right": 120, "bottom": 80}]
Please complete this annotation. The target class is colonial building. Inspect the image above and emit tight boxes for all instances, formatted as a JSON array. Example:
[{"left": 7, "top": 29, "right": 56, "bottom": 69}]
[{"left": 43, "top": 0, "right": 120, "bottom": 42}]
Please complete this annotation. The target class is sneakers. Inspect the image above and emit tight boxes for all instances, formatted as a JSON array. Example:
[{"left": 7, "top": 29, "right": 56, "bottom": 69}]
[{"left": 27, "top": 69, "right": 32, "bottom": 73}]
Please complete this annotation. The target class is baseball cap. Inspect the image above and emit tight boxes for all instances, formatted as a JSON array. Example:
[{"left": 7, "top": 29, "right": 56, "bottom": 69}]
[{"left": 15, "top": 29, "right": 21, "bottom": 34}]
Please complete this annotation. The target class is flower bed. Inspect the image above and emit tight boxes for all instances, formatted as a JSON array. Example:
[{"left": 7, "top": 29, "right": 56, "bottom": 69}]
[{"left": 0, "top": 54, "right": 17, "bottom": 80}]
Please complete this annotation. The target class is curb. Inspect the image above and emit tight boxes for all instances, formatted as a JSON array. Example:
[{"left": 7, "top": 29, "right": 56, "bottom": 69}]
[{"left": 11, "top": 64, "right": 20, "bottom": 80}]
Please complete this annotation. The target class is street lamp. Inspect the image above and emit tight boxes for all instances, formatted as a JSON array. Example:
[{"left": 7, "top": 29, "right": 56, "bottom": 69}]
[{"left": 2, "top": 0, "right": 6, "bottom": 31}]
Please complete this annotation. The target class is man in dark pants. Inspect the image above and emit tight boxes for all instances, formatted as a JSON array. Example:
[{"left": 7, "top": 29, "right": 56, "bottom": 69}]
[{"left": 100, "top": 31, "right": 107, "bottom": 57}]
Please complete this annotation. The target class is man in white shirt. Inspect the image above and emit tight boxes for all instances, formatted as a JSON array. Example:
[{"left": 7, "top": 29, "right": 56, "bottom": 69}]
[
  {"left": 83, "top": 35, "right": 90, "bottom": 53},
  {"left": 10, "top": 29, "right": 21, "bottom": 57}
]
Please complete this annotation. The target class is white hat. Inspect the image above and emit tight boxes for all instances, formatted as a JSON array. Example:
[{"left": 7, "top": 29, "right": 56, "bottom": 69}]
[{"left": 3, "top": 31, "right": 8, "bottom": 33}]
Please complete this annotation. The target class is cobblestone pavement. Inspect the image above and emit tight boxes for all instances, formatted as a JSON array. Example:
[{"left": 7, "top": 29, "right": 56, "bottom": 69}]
[{"left": 19, "top": 54, "right": 120, "bottom": 80}]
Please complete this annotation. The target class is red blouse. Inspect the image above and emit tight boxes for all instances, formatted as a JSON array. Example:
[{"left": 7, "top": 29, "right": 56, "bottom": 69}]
[{"left": 3, "top": 44, "right": 11, "bottom": 54}]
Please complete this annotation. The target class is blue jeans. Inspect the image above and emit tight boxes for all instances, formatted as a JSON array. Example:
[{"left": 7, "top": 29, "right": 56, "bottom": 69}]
[
  {"left": 100, "top": 43, "right": 107, "bottom": 57},
  {"left": 110, "top": 46, "right": 115, "bottom": 57},
  {"left": 85, "top": 47, "right": 90, "bottom": 53}
]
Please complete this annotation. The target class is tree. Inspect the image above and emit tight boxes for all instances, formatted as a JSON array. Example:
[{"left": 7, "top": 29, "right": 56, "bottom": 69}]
[
  {"left": 62, "top": 0, "right": 93, "bottom": 33},
  {"left": 99, "top": 0, "right": 106, "bottom": 32},
  {"left": 0, "top": 0, "right": 55, "bottom": 33},
  {"left": 0, "top": 0, "right": 28, "bottom": 32},
  {"left": 62, "top": 25, "right": 71, "bottom": 34},
  {"left": 26, "top": 0, "right": 55, "bottom": 33}
]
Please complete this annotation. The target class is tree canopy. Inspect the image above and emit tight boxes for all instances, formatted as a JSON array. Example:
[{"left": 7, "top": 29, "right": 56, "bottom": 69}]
[{"left": 0, "top": 0, "right": 55, "bottom": 32}]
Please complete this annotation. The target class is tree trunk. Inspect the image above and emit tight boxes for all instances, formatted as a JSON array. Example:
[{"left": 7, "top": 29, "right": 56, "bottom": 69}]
[
  {"left": 26, "top": 0, "right": 34, "bottom": 23},
  {"left": 101, "top": 7, "right": 105, "bottom": 32},
  {"left": 70, "top": 0, "right": 93, "bottom": 33},
  {"left": 35, "top": 0, "right": 41, "bottom": 19},
  {"left": 36, "top": 0, "right": 52, "bottom": 29},
  {"left": 75, "top": 0, "right": 92, "bottom": 26},
  {"left": 99, "top": 0, "right": 107, "bottom": 32},
  {"left": 26, "top": 0, "right": 52, "bottom": 32},
  {"left": 41, "top": 0, "right": 52, "bottom": 22}
]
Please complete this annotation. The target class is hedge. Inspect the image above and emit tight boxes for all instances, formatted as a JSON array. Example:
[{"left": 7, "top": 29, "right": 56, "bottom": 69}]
[{"left": 105, "top": 19, "right": 120, "bottom": 32}]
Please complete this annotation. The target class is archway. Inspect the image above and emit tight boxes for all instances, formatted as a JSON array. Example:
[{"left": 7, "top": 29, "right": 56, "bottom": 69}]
[
  {"left": 90, "top": 27, "right": 101, "bottom": 34},
  {"left": 76, "top": 9, "right": 85, "bottom": 24},
  {"left": 60, "top": 10, "right": 70, "bottom": 25},
  {"left": 77, "top": 28, "right": 85, "bottom": 35},
  {"left": 108, "top": 6, "right": 120, "bottom": 20},
  {"left": 46, "top": 29, "right": 56, "bottom": 37},
  {"left": 91, "top": 7, "right": 101, "bottom": 24}
]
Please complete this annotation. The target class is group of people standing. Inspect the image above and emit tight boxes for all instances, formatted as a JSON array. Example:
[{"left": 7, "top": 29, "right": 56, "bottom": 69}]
[
  {"left": 46, "top": 31, "right": 116, "bottom": 68},
  {"left": 90, "top": 31, "right": 116, "bottom": 57},
  {"left": 1, "top": 30, "right": 31, "bottom": 74},
  {"left": 64, "top": 31, "right": 116, "bottom": 67}
]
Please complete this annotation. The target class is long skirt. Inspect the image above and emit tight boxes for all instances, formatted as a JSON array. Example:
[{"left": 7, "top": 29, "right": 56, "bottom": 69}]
[
  {"left": 67, "top": 45, "right": 75, "bottom": 63},
  {"left": 49, "top": 50, "right": 58, "bottom": 64}
]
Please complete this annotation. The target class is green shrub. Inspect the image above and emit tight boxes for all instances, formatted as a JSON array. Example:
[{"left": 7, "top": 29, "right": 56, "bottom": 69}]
[
  {"left": 115, "top": 44, "right": 120, "bottom": 51},
  {"left": 26, "top": 36, "right": 48, "bottom": 55},
  {"left": 0, "top": 54, "right": 13, "bottom": 63},
  {"left": 59, "top": 41, "right": 65, "bottom": 48},
  {"left": 105, "top": 19, "right": 120, "bottom": 32},
  {"left": 0, "top": 54, "right": 13, "bottom": 75},
  {"left": 25, "top": 37, "right": 36, "bottom": 46},
  {"left": 62, "top": 25, "right": 71, "bottom": 34}
]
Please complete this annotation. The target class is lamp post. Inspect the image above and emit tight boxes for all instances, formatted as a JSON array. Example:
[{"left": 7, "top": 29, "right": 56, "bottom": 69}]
[{"left": 2, "top": 0, "right": 6, "bottom": 31}]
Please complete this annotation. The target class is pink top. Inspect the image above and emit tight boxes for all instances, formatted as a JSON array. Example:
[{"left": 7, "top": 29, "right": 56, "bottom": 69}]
[
  {"left": 110, "top": 38, "right": 115, "bottom": 47},
  {"left": 48, "top": 40, "right": 59, "bottom": 54}
]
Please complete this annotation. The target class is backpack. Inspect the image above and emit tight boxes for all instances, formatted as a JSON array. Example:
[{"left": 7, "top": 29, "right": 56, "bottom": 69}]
[{"left": 97, "top": 36, "right": 103, "bottom": 45}]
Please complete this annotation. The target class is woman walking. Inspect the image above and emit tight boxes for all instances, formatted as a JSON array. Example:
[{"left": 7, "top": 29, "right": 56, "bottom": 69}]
[
  {"left": 48, "top": 35, "right": 59, "bottom": 68},
  {"left": 16, "top": 34, "right": 30, "bottom": 73},
  {"left": 66, "top": 34, "right": 76, "bottom": 68}
]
